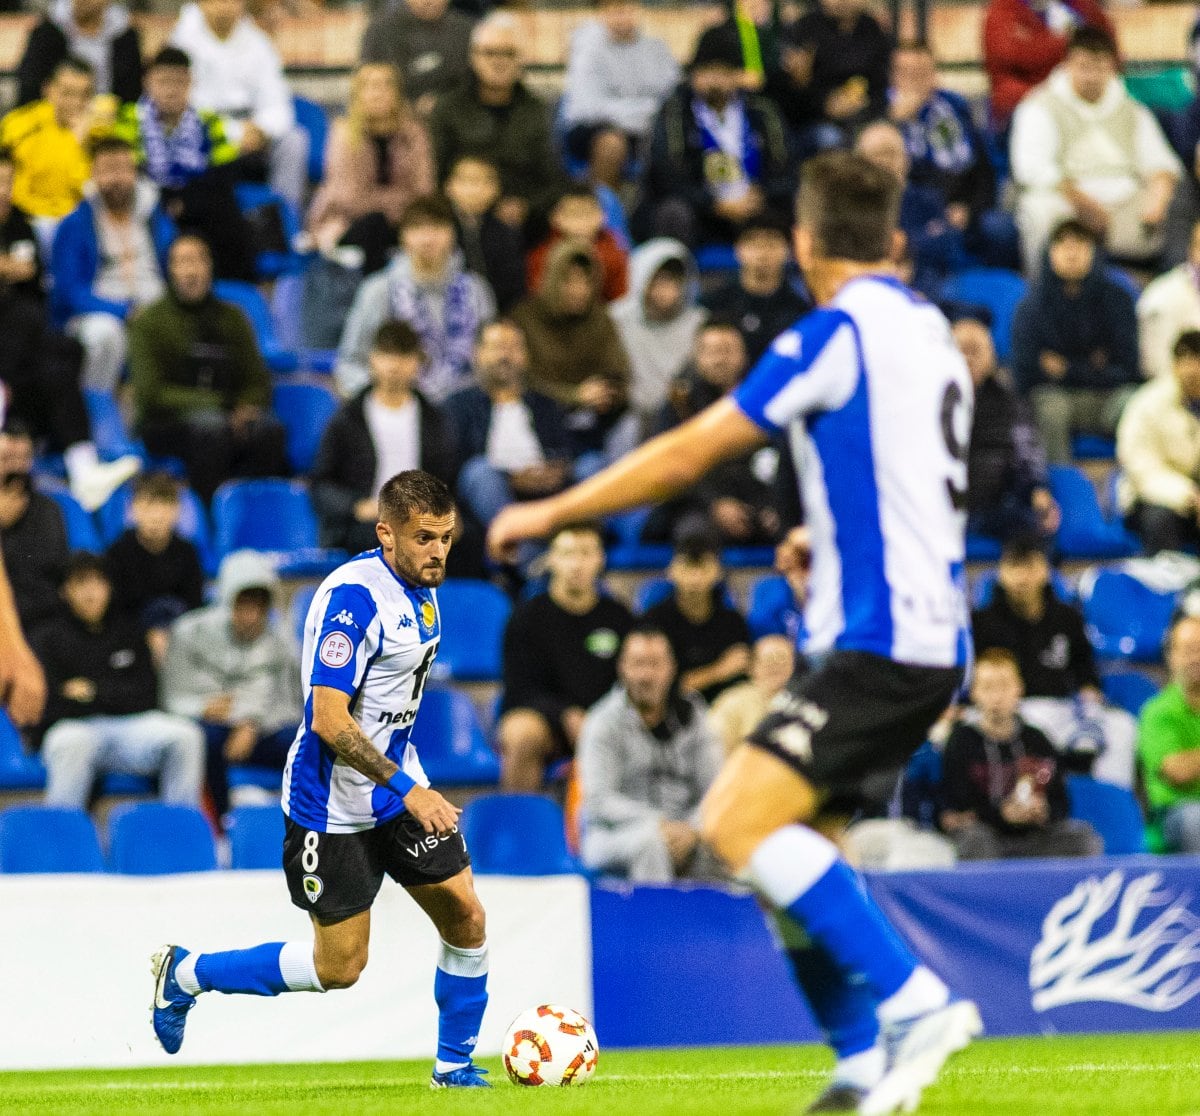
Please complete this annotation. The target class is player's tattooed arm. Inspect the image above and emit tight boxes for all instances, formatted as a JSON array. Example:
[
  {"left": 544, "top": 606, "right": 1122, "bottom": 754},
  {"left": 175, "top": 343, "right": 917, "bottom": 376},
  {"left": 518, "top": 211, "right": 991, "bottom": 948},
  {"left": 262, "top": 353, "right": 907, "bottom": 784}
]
[{"left": 311, "top": 685, "right": 398, "bottom": 786}]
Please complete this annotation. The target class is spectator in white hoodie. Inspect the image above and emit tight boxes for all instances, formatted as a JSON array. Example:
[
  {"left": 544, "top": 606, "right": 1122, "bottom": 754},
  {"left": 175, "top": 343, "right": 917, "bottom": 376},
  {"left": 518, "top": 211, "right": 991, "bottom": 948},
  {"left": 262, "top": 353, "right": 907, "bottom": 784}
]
[
  {"left": 1137, "top": 218, "right": 1200, "bottom": 381},
  {"left": 169, "top": 0, "right": 308, "bottom": 207}
]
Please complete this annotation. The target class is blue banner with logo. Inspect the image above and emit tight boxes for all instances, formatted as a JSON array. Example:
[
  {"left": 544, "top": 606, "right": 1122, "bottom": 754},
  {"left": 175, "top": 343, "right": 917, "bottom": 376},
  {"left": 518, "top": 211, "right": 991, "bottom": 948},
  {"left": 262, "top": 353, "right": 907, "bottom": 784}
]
[{"left": 591, "top": 856, "right": 1200, "bottom": 1048}]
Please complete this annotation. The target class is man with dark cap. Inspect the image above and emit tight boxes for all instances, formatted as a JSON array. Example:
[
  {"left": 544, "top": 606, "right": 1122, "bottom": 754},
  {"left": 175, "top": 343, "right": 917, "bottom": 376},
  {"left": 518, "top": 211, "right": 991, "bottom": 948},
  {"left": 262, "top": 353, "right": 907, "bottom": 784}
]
[{"left": 638, "top": 23, "right": 792, "bottom": 248}]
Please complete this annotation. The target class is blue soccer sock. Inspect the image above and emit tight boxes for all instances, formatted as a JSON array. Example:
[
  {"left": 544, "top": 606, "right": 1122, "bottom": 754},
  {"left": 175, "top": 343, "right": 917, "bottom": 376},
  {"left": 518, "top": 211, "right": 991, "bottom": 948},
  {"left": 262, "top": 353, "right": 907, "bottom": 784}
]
[
  {"left": 177, "top": 942, "right": 325, "bottom": 997},
  {"left": 771, "top": 912, "right": 879, "bottom": 1061},
  {"left": 748, "top": 827, "right": 946, "bottom": 1012},
  {"left": 433, "top": 940, "right": 489, "bottom": 1073}
]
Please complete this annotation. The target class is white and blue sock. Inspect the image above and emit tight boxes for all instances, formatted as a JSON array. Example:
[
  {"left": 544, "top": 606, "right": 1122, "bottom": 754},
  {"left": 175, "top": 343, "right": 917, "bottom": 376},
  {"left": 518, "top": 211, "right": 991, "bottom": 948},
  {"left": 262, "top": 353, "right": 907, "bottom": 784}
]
[
  {"left": 176, "top": 942, "right": 324, "bottom": 997},
  {"left": 433, "top": 940, "right": 489, "bottom": 1074},
  {"left": 749, "top": 827, "right": 947, "bottom": 1013},
  {"left": 772, "top": 912, "right": 881, "bottom": 1082}
]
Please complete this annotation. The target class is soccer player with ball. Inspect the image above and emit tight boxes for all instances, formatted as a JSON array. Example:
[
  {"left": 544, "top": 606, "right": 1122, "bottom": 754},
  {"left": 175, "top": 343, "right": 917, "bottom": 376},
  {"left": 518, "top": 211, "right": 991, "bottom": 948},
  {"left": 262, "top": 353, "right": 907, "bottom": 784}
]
[
  {"left": 489, "top": 151, "right": 983, "bottom": 1115},
  {"left": 151, "top": 471, "right": 493, "bottom": 1089}
]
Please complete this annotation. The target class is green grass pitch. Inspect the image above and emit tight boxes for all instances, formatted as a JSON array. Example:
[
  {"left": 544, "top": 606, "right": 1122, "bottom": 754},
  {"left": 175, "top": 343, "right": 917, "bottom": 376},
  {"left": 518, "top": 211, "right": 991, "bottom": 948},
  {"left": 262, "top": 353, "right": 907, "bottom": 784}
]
[{"left": 3, "top": 1034, "right": 1198, "bottom": 1115}]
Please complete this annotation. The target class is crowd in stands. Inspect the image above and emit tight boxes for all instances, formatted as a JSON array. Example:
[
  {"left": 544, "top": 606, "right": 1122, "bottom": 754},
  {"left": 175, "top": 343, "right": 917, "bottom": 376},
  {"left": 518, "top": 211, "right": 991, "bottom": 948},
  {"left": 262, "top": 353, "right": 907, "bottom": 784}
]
[{"left": 8, "top": 0, "right": 1200, "bottom": 873}]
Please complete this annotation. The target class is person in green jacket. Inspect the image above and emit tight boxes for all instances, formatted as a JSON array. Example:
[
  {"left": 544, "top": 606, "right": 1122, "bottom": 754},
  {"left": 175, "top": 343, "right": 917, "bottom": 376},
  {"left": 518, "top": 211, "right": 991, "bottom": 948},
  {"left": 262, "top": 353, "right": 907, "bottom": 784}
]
[
  {"left": 129, "top": 233, "right": 287, "bottom": 503},
  {"left": 1138, "top": 613, "right": 1200, "bottom": 852}
]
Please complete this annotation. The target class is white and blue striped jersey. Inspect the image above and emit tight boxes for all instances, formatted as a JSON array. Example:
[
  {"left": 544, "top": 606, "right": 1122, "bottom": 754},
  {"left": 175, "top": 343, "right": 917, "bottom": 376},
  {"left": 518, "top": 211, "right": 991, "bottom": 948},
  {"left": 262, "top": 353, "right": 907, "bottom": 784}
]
[
  {"left": 732, "top": 275, "right": 973, "bottom": 668},
  {"left": 282, "top": 549, "right": 440, "bottom": 833}
]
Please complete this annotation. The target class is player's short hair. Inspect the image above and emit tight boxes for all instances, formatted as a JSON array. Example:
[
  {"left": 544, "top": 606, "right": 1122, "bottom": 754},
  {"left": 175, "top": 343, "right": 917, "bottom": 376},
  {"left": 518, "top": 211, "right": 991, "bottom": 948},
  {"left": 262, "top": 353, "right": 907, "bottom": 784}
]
[
  {"left": 399, "top": 193, "right": 456, "bottom": 231},
  {"left": 974, "top": 646, "right": 1022, "bottom": 679},
  {"left": 379, "top": 470, "right": 456, "bottom": 526},
  {"left": 148, "top": 45, "right": 191, "bottom": 72},
  {"left": 1173, "top": 329, "right": 1200, "bottom": 362},
  {"left": 796, "top": 151, "right": 899, "bottom": 263},
  {"left": 372, "top": 319, "right": 424, "bottom": 357},
  {"left": 90, "top": 134, "right": 136, "bottom": 162},
  {"left": 132, "top": 471, "right": 181, "bottom": 503},
  {"left": 61, "top": 550, "right": 109, "bottom": 586},
  {"left": 1049, "top": 218, "right": 1098, "bottom": 247},
  {"left": 1068, "top": 24, "right": 1118, "bottom": 59}
]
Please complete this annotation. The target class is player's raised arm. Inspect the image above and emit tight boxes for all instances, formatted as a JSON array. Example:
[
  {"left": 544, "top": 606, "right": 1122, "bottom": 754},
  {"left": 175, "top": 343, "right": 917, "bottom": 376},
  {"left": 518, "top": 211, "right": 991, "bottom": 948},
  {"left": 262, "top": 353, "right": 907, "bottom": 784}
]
[
  {"left": 487, "top": 397, "right": 766, "bottom": 561},
  {"left": 310, "top": 684, "right": 460, "bottom": 835}
]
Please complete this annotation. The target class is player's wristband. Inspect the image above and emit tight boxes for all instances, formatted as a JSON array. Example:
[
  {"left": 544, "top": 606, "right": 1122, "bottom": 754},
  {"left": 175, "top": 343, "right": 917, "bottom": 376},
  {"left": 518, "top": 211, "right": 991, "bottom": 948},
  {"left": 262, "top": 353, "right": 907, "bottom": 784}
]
[{"left": 386, "top": 771, "right": 416, "bottom": 800}]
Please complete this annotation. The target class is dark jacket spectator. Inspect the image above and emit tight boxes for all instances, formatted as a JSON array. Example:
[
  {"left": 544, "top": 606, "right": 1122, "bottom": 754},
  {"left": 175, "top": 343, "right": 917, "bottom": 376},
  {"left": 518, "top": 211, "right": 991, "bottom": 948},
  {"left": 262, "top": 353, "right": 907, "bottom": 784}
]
[
  {"left": 359, "top": 0, "right": 475, "bottom": 112},
  {"left": 105, "top": 530, "right": 204, "bottom": 628},
  {"left": 310, "top": 388, "right": 459, "bottom": 552},
  {"left": 445, "top": 384, "right": 570, "bottom": 464},
  {"left": 983, "top": 0, "right": 1115, "bottom": 128},
  {"left": 0, "top": 193, "right": 43, "bottom": 303},
  {"left": 17, "top": 0, "right": 142, "bottom": 107},
  {"left": 444, "top": 154, "right": 527, "bottom": 313},
  {"left": 0, "top": 482, "right": 68, "bottom": 633}
]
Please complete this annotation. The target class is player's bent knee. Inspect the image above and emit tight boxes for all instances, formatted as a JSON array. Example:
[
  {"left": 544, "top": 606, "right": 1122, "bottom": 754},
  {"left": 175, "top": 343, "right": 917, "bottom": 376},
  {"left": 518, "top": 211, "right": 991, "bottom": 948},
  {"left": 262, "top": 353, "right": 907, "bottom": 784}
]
[{"left": 315, "top": 945, "right": 369, "bottom": 990}]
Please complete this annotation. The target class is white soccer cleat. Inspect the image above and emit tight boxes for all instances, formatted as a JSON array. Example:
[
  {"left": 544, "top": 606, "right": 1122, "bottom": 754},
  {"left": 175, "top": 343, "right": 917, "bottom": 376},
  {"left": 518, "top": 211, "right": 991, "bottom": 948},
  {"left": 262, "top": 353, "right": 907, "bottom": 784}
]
[{"left": 858, "top": 999, "right": 982, "bottom": 1116}]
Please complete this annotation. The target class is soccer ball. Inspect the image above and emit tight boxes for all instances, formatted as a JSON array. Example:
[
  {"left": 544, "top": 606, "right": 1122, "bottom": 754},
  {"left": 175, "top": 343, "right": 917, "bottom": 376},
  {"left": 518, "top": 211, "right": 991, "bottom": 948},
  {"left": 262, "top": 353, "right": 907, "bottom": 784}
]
[{"left": 502, "top": 1004, "right": 599, "bottom": 1086}]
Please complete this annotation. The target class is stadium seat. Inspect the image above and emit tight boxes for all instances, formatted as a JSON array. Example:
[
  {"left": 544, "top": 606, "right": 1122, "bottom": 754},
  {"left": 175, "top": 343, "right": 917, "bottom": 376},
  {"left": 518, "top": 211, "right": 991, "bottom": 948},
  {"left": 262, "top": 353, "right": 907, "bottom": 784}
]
[
  {"left": 1100, "top": 670, "right": 1160, "bottom": 718},
  {"left": 0, "top": 709, "right": 46, "bottom": 791},
  {"left": 434, "top": 580, "right": 511, "bottom": 682},
  {"left": 635, "top": 577, "right": 674, "bottom": 613},
  {"left": 211, "top": 479, "right": 322, "bottom": 560},
  {"left": 213, "top": 279, "right": 299, "bottom": 374},
  {"left": 227, "top": 765, "right": 284, "bottom": 794},
  {"left": 1079, "top": 568, "right": 1177, "bottom": 661},
  {"left": 723, "top": 546, "right": 776, "bottom": 568},
  {"left": 235, "top": 182, "right": 305, "bottom": 280},
  {"left": 292, "top": 96, "right": 329, "bottom": 183},
  {"left": 83, "top": 389, "right": 143, "bottom": 462},
  {"left": 290, "top": 583, "right": 318, "bottom": 646},
  {"left": 460, "top": 794, "right": 578, "bottom": 875},
  {"left": 694, "top": 244, "right": 738, "bottom": 274},
  {"left": 1070, "top": 434, "right": 1116, "bottom": 461},
  {"left": 939, "top": 267, "right": 1027, "bottom": 363},
  {"left": 227, "top": 804, "right": 286, "bottom": 870},
  {"left": 605, "top": 508, "right": 672, "bottom": 570},
  {"left": 1048, "top": 465, "right": 1140, "bottom": 559},
  {"left": 973, "top": 568, "right": 1075, "bottom": 609},
  {"left": 45, "top": 486, "right": 102, "bottom": 551},
  {"left": 107, "top": 803, "right": 218, "bottom": 874},
  {"left": 1066, "top": 774, "right": 1147, "bottom": 854},
  {"left": 0, "top": 806, "right": 104, "bottom": 873},
  {"left": 99, "top": 773, "right": 156, "bottom": 797},
  {"left": 964, "top": 532, "right": 1002, "bottom": 561},
  {"left": 747, "top": 574, "right": 798, "bottom": 641},
  {"left": 412, "top": 687, "right": 501, "bottom": 786},
  {"left": 271, "top": 381, "right": 339, "bottom": 473},
  {"left": 97, "top": 480, "right": 216, "bottom": 575}
]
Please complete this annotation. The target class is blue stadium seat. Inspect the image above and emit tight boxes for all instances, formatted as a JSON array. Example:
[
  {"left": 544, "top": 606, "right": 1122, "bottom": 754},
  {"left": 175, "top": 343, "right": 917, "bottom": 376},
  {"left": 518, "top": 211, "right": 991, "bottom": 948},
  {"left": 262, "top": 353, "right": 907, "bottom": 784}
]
[
  {"left": 1080, "top": 569, "right": 1177, "bottom": 661},
  {"left": 635, "top": 577, "right": 673, "bottom": 613},
  {"left": 1070, "top": 434, "right": 1116, "bottom": 461},
  {"left": 1101, "top": 670, "right": 1160, "bottom": 718},
  {"left": 0, "top": 806, "right": 104, "bottom": 873},
  {"left": 227, "top": 765, "right": 284, "bottom": 793},
  {"left": 213, "top": 279, "right": 299, "bottom": 374},
  {"left": 227, "top": 804, "right": 286, "bottom": 870},
  {"left": 747, "top": 574, "right": 799, "bottom": 641},
  {"left": 964, "top": 532, "right": 1002, "bottom": 561},
  {"left": 107, "top": 803, "right": 217, "bottom": 874},
  {"left": 212, "top": 479, "right": 321, "bottom": 560},
  {"left": 235, "top": 182, "right": 305, "bottom": 279},
  {"left": 272, "top": 381, "right": 339, "bottom": 473},
  {"left": 460, "top": 794, "right": 578, "bottom": 875},
  {"left": 972, "top": 567, "right": 1075, "bottom": 609},
  {"left": 97, "top": 480, "right": 216, "bottom": 575},
  {"left": 45, "top": 486, "right": 102, "bottom": 551},
  {"left": 412, "top": 688, "right": 501, "bottom": 785},
  {"left": 83, "top": 389, "right": 143, "bottom": 461},
  {"left": 694, "top": 244, "right": 738, "bottom": 274},
  {"left": 722, "top": 546, "right": 775, "bottom": 568},
  {"left": 99, "top": 773, "right": 156, "bottom": 796},
  {"left": 0, "top": 710, "right": 46, "bottom": 791},
  {"left": 940, "top": 267, "right": 1027, "bottom": 363},
  {"left": 605, "top": 509, "right": 672, "bottom": 571},
  {"left": 1048, "top": 465, "right": 1140, "bottom": 559},
  {"left": 292, "top": 96, "right": 329, "bottom": 184},
  {"left": 434, "top": 580, "right": 512, "bottom": 682},
  {"left": 290, "top": 583, "right": 318, "bottom": 646},
  {"left": 1066, "top": 774, "right": 1147, "bottom": 854}
]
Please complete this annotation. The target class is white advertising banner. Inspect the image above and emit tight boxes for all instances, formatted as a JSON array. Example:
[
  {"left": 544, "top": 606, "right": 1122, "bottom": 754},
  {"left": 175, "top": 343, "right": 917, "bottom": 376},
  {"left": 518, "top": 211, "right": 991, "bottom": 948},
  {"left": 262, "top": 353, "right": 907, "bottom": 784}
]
[{"left": 0, "top": 871, "right": 592, "bottom": 1070}]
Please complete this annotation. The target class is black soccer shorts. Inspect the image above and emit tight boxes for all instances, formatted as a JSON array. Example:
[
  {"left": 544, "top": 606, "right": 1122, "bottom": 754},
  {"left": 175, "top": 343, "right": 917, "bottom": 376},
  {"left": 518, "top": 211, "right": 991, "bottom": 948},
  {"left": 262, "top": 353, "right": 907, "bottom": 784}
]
[
  {"left": 283, "top": 811, "right": 472, "bottom": 924},
  {"left": 747, "top": 650, "right": 962, "bottom": 802}
]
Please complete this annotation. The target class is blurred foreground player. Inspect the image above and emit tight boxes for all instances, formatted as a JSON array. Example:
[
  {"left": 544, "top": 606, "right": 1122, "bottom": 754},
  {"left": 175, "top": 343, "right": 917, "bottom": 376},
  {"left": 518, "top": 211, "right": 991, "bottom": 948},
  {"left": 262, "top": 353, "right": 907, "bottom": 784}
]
[
  {"left": 489, "top": 151, "right": 981, "bottom": 1115},
  {"left": 151, "top": 471, "right": 492, "bottom": 1088}
]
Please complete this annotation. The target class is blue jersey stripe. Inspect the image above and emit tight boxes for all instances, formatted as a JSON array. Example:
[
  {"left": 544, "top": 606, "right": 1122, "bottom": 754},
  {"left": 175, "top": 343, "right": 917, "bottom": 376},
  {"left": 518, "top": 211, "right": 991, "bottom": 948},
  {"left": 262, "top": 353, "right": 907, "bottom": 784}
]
[{"left": 287, "top": 692, "right": 334, "bottom": 831}]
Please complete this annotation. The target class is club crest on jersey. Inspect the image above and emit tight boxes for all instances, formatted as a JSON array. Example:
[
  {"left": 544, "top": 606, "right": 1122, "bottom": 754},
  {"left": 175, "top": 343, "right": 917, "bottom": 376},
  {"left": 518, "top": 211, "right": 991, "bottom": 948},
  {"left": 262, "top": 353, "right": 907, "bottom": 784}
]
[
  {"left": 419, "top": 600, "right": 436, "bottom": 634},
  {"left": 302, "top": 875, "right": 323, "bottom": 903},
  {"left": 318, "top": 631, "right": 353, "bottom": 668}
]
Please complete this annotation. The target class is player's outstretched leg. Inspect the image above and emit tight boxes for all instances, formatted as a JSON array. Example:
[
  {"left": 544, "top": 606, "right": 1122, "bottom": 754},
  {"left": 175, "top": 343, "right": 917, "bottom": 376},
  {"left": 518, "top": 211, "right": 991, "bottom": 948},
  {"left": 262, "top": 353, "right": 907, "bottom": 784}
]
[
  {"left": 408, "top": 869, "right": 491, "bottom": 1089},
  {"left": 771, "top": 914, "right": 883, "bottom": 1113},
  {"left": 150, "top": 941, "right": 325, "bottom": 1054}
]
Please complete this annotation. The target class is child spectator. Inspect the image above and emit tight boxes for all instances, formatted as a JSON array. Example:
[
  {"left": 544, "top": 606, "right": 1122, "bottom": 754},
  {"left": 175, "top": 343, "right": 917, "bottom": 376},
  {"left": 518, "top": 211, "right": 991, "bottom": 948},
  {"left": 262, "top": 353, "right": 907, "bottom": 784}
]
[
  {"left": 444, "top": 154, "right": 526, "bottom": 313},
  {"left": 643, "top": 526, "right": 751, "bottom": 704},
  {"left": 708, "top": 633, "right": 796, "bottom": 757},
  {"left": 104, "top": 472, "right": 204, "bottom": 664},
  {"left": 941, "top": 648, "right": 1102, "bottom": 859},
  {"left": 527, "top": 185, "right": 628, "bottom": 304}
]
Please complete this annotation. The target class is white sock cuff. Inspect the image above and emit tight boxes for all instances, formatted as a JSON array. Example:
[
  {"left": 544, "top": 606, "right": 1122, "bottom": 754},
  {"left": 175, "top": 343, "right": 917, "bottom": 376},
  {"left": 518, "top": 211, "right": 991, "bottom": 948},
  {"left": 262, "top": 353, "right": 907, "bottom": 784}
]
[
  {"left": 747, "top": 825, "right": 839, "bottom": 909},
  {"left": 175, "top": 951, "right": 201, "bottom": 996},
  {"left": 438, "top": 939, "right": 489, "bottom": 978},
  {"left": 279, "top": 941, "right": 325, "bottom": 993}
]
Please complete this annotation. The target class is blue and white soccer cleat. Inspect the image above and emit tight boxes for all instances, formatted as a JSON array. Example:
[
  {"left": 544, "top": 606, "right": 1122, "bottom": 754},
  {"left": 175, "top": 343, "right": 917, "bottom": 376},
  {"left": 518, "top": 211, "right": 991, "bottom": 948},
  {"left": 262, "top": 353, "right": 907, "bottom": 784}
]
[
  {"left": 858, "top": 999, "right": 982, "bottom": 1115},
  {"left": 150, "top": 944, "right": 197, "bottom": 1055},
  {"left": 430, "top": 1064, "right": 491, "bottom": 1088}
]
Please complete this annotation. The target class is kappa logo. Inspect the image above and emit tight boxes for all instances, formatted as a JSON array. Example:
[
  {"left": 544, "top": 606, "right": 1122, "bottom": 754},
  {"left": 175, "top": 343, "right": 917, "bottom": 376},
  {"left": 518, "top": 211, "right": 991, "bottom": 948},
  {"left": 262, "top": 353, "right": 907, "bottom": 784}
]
[
  {"left": 302, "top": 875, "right": 324, "bottom": 903},
  {"left": 397, "top": 614, "right": 415, "bottom": 630},
  {"left": 1030, "top": 870, "right": 1200, "bottom": 1013},
  {"left": 332, "top": 609, "right": 358, "bottom": 628}
]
